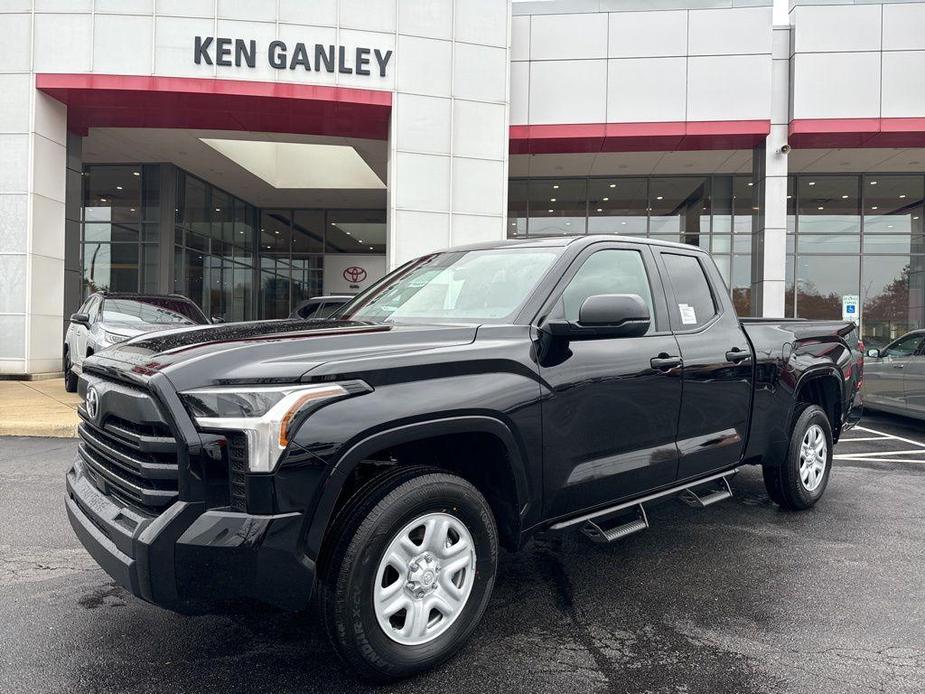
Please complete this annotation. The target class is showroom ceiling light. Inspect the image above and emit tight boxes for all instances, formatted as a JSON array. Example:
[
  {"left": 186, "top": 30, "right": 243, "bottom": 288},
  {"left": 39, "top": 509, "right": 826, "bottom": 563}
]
[{"left": 200, "top": 139, "right": 385, "bottom": 190}]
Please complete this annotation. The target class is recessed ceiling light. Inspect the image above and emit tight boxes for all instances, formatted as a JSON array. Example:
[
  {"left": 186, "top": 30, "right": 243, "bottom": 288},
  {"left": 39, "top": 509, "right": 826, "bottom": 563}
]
[
  {"left": 553, "top": 185, "right": 559, "bottom": 189},
  {"left": 596, "top": 208, "right": 603, "bottom": 212},
  {"left": 548, "top": 209, "right": 554, "bottom": 213},
  {"left": 274, "top": 230, "right": 279, "bottom": 234},
  {"left": 818, "top": 206, "right": 824, "bottom": 210},
  {"left": 841, "top": 195, "right": 849, "bottom": 199},
  {"left": 550, "top": 198, "right": 556, "bottom": 202},
  {"left": 872, "top": 206, "right": 878, "bottom": 210},
  {"left": 132, "top": 171, "right": 140, "bottom": 176},
  {"left": 914, "top": 216, "right": 920, "bottom": 220},
  {"left": 359, "top": 239, "right": 364, "bottom": 243},
  {"left": 100, "top": 198, "right": 107, "bottom": 203},
  {"left": 747, "top": 182, "right": 754, "bottom": 187},
  {"left": 369, "top": 246, "right": 374, "bottom": 250},
  {"left": 215, "top": 208, "right": 221, "bottom": 212},
  {"left": 116, "top": 186, "right": 123, "bottom": 191},
  {"left": 602, "top": 197, "right": 609, "bottom": 201},
  {"left": 870, "top": 180, "right": 878, "bottom": 185},
  {"left": 787, "top": 194, "right": 792, "bottom": 199},
  {"left": 900, "top": 194, "right": 907, "bottom": 199},
  {"left": 609, "top": 184, "right": 616, "bottom": 188},
  {"left": 129, "top": 208, "right": 135, "bottom": 212},
  {"left": 621, "top": 221, "right": 626, "bottom": 225},
  {"left": 656, "top": 196, "right": 663, "bottom": 200},
  {"left": 887, "top": 225, "right": 893, "bottom": 229},
  {"left": 808, "top": 181, "right": 816, "bottom": 186}
]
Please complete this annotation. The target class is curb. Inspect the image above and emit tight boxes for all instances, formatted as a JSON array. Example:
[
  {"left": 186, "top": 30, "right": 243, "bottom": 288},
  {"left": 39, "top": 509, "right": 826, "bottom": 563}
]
[{"left": 0, "top": 422, "right": 79, "bottom": 438}]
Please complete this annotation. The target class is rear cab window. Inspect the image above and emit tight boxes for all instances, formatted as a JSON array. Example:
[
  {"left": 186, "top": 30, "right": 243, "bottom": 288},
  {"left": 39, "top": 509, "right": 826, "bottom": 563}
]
[{"left": 660, "top": 253, "right": 718, "bottom": 331}]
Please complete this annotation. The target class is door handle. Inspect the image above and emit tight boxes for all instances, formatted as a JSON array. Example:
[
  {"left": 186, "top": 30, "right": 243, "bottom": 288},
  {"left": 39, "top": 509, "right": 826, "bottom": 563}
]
[
  {"left": 650, "top": 354, "right": 682, "bottom": 371},
  {"left": 892, "top": 363, "right": 906, "bottom": 369},
  {"left": 725, "top": 348, "right": 751, "bottom": 363}
]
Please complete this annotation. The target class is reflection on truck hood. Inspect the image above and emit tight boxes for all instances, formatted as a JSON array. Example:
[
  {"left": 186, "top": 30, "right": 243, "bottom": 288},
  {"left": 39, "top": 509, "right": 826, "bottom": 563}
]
[{"left": 85, "top": 319, "right": 479, "bottom": 390}]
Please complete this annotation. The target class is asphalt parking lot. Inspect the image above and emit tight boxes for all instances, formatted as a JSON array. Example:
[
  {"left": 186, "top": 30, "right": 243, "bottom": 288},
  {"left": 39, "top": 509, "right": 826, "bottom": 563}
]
[{"left": 1, "top": 412, "right": 923, "bottom": 694}]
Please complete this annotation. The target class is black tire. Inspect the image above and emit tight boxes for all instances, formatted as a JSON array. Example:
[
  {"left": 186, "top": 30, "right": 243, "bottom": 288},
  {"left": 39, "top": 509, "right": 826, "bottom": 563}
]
[
  {"left": 319, "top": 467, "right": 498, "bottom": 682},
  {"left": 63, "top": 350, "right": 78, "bottom": 393},
  {"left": 763, "top": 403, "right": 833, "bottom": 510}
]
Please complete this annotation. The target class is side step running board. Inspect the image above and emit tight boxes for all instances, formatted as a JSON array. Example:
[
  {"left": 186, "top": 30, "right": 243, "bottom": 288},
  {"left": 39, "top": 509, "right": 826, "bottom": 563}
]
[
  {"left": 581, "top": 505, "right": 648, "bottom": 544},
  {"left": 679, "top": 475, "right": 733, "bottom": 508},
  {"left": 550, "top": 467, "right": 740, "bottom": 536}
]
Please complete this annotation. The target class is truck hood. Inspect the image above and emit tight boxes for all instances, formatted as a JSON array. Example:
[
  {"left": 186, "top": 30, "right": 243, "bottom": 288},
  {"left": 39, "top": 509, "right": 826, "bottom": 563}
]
[{"left": 85, "top": 319, "right": 479, "bottom": 390}]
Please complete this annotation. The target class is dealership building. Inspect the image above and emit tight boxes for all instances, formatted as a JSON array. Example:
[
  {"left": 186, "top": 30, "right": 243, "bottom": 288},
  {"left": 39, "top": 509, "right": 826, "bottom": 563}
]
[{"left": 1, "top": 0, "right": 924, "bottom": 376}]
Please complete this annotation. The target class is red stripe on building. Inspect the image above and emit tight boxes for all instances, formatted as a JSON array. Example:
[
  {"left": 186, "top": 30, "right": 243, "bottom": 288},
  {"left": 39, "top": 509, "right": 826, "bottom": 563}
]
[
  {"left": 789, "top": 118, "right": 925, "bottom": 149},
  {"left": 508, "top": 120, "right": 770, "bottom": 154},
  {"left": 36, "top": 74, "right": 392, "bottom": 140}
]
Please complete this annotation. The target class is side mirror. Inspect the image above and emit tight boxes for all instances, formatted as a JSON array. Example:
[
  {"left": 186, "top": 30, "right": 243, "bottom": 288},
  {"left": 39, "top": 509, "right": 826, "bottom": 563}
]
[
  {"left": 866, "top": 348, "right": 880, "bottom": 358},
  {"left": 544, "top": 294, "right": 651, "bottom": 340},
  {"left": 211, "top": 316, "right": 225, "bottom": 324},
  {"left": 70, "top": 312, "right": 90, "bottom": 326}
]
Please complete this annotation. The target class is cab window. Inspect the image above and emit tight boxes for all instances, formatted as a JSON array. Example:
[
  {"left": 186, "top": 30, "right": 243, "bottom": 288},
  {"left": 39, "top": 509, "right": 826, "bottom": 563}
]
[
  {"left": 661, "top": 253, "right": 718, "bottom": 330},
  {"left": 553, "top": 249, "right": 655, "bottom": 327}
]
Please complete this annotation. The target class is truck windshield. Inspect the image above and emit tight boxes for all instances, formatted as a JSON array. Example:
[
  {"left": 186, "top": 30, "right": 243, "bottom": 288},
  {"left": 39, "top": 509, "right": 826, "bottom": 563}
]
[{"left": 339, "top": 248, "right": 559, "bottom": 324}]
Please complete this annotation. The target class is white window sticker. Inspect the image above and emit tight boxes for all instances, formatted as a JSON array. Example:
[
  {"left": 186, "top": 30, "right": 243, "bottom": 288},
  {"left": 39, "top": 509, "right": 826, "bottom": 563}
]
[{"left": 679, "top": 303, "right": 697, "bottom": 325}]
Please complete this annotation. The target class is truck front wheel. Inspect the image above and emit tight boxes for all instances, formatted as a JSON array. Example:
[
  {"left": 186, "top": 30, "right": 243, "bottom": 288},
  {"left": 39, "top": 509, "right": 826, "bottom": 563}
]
[
  {"left": 763, "top": 403, "right": 833, "bottom": 510},
  {"left": 319, "top": 468, "right": 499, "bottom": 682}
]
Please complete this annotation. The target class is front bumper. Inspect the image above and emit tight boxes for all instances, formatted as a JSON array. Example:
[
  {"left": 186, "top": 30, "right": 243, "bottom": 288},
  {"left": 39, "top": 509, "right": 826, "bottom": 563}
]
[{"left": 66, "top": 456, "right": 315, "bottom": 613}]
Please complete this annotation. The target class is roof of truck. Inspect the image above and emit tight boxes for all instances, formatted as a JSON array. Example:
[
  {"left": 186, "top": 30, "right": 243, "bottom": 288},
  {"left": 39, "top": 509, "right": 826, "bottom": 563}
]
[{"left": 447, "top": 234, "right": 702, "bottom": 253}]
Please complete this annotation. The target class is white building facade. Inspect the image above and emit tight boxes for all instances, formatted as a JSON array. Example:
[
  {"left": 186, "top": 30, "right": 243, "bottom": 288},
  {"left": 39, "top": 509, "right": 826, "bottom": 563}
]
[{"left": 1, "top": 0, "right": 923, "bottom": 376}]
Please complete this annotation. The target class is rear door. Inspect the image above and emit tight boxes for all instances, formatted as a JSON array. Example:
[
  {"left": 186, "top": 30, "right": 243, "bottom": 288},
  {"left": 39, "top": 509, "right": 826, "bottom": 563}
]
[
  {"left": 538, "top": 242, "right": 683, "bottom": 518},
  {"left": 656, "top": 250, "right": 754, "bottom": 480}
]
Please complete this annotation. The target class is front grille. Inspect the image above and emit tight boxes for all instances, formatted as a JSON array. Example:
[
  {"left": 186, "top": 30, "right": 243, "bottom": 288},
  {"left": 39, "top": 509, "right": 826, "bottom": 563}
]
[{"left": 77, "top": 382, "right": 180, "bottom": 515}]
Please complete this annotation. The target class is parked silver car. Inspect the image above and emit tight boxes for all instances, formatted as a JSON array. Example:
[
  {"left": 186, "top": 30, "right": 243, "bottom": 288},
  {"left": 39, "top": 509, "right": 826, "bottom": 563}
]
[
  {"left": 863, "top": 329, "right": 925, "bottom": 420},
  {"left": 63, "top": 293, "right": 209, "bottom": 392},
  {"left": 288, "top": 295, "right": 352, "bottom": 320}
]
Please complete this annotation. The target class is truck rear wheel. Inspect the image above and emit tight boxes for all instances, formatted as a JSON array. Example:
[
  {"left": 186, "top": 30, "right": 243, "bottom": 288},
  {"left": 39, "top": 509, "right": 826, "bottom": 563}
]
[
  {"left": 319, "top": 468, "right": 498, "bottom": 682},
  {"left": 763, "top": 403, "right": 833, "bottom": 510}
]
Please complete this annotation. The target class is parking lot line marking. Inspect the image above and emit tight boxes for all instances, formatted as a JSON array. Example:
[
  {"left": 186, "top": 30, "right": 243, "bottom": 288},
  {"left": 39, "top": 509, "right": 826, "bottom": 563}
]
[
  {"left": 834, "top": 456, "right": 925, "bottom": 464},
  {"left": 837, "top": 449, "right": 925, "bottom": 457},
  {"left": 837, "top": 436, "right": 890, "bottom": 442},
  {"left": 854, "top": 426, "right": 925, "bottom": 449}
]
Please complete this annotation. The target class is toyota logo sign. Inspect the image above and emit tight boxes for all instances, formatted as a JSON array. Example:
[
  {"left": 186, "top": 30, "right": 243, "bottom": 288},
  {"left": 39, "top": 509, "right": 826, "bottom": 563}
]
[
  {"left": 343, "top": 266, "right": 367, "bottom": 283},
  {"left": 85, "top": 386, "right": 100, "bottom": 422}
]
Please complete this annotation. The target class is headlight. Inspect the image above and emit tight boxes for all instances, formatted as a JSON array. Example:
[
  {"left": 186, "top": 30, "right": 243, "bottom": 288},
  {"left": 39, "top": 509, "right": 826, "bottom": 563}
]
[
  {"left": 181, "top": 382, "right": 365, "bottom": 472},
  {"left": 102, "top": 330, "right": 130, "bottom": 345}
]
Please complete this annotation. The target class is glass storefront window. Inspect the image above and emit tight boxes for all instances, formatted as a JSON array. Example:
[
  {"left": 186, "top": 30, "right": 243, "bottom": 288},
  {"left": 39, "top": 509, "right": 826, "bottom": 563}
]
[
  {"left": 82, "top": 166, "right": 141, "bottom": 224},
  {"left": 862, "top": 175, "right": 924, "bottom": 234},
  {"left": 327, "top": 210, "right": 386, "bottom": 254},
  {"left": 82, "top": 243, "right": 139, "bottom": 293},
  {"left": 508, "top": 180, "right": 528, "bottom": 238},
  {"left": 649, "top": 177, "right": 710, "bottom": 244},
  {"left": 292, "top": 210, "right": 325, "bottom": 254},
  {"left": 862, "top": 255, "right": 925, "bottom": 348},
  {"left": 587, "top": 178, "right": 647, "bottom": 235},
  {"left": 795, "top": 255, "right": 860, "bottom": 320},
  {"left": 528, "top": 179, "right": 586, "bottom": 235},
  {"left": 797, "top": 176, "right": 860, "bottom": 235}
]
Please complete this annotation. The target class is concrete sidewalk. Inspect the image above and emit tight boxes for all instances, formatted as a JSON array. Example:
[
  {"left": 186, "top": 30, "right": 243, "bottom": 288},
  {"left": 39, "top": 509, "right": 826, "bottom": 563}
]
[{"left": 0, "top": 380, "right": 80, "bottom": 438}]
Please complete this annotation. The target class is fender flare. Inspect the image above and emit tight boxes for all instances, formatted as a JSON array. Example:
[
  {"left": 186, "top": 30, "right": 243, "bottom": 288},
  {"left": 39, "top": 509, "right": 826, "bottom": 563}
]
[
  {"left": 791, "top": 365, "right": 845, "bottom": 425},
  {"left": 302, "top": 415, "right": 531, "bottom": 562}
]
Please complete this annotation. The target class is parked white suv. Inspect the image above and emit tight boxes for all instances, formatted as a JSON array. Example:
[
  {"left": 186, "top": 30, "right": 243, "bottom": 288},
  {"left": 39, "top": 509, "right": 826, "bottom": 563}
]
[{"left": 63, "top": 293, "right": 209, "bottom": 392}]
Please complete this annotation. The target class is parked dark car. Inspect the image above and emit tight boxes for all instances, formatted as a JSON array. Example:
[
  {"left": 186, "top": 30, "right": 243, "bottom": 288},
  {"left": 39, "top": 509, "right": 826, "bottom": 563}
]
[
  {"left": 863, "top": 329, "right": 925, "bottom": 420},
  {"left": 63, "top": 293, "right": 209, "bottom": 392},
  {"left": 66, "top": 236, "right": 863, "bottom": 681},
  {"left": 289, "top": 295, "right": 352, "bottom": 320}
]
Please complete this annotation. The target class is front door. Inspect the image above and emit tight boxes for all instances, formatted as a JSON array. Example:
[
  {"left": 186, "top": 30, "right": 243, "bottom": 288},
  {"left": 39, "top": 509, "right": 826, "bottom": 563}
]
[
  {"left": 865, "top": 333, "right": 923, "bottom": 409},
  {"left": 656, "top": 251, "right": 754, "bottom": 480},
  {"left": 902, "top": 336, "right": 925, "bottom": 416},
  {"left": 538, "top": 243, "right": 683, "bottom": 519}
]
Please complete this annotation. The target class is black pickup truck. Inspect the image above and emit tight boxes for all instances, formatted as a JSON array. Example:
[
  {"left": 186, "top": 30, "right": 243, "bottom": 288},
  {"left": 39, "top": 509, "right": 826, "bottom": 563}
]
[{"left": 66, "top": 236, "right": 863, "bottom": 680}]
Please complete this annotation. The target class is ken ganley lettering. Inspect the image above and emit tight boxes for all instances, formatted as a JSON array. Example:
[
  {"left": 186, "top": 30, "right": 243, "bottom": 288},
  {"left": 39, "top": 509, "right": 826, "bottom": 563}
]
[{"left": 194, "top": 36, "right": 393, "bottom": 76}]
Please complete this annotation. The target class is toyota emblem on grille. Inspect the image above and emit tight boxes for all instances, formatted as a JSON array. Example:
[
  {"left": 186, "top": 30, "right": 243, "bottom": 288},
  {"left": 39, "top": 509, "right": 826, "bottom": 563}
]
[
  {"left": 343, "top": 266, "right": 367, "bottom": 283},
  {"left": 85, "top": 387, "right": 100, "bottom": 422}
]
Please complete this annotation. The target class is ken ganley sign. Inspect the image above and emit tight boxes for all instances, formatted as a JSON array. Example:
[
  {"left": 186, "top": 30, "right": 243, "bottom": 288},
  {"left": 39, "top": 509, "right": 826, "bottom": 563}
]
[{"left": 194, "top": 36, "right": 393, "bottom": 76}]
